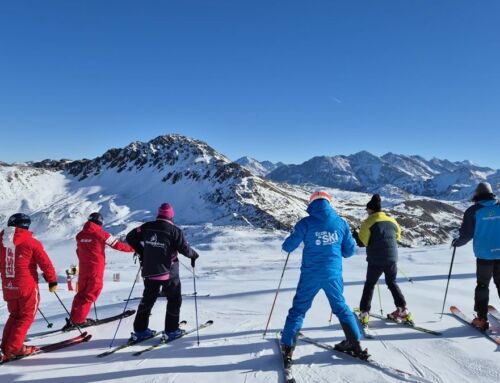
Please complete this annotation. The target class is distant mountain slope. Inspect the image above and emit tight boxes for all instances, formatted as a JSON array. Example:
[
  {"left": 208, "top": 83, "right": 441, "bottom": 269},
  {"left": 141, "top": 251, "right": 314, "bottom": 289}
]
[
  {"left": 1, "top": 135, "right": 308, "bottom": 241},
  {"left": 267, "top": 152, "right": 499, "bottom": 200},
  {"left": 0, "top": 135, "right": 472, "bottom": 245},
  {"left": 235, "top": 156, "right": 283, "bottom": 176}
]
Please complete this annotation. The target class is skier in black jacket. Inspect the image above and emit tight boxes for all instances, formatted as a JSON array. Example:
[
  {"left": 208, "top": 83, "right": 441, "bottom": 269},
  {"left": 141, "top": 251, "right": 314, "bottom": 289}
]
[{"left": 126, "top": 203, "right": 199, "bottom": 341}]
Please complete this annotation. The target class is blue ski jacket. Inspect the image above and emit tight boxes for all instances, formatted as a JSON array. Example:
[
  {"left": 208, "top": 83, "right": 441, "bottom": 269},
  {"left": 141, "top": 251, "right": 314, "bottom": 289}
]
[
  {"left": 454, "top": 199, "right": 500, "bottom": 260},
  {"left": 282, "top": 199, "right": 357, "bottom": 277}
]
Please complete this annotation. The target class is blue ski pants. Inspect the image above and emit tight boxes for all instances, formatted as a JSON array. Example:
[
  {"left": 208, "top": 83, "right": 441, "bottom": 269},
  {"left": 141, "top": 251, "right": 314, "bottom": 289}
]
[{"left": 281, "top": 273, "right": 360, "bottom": 346}]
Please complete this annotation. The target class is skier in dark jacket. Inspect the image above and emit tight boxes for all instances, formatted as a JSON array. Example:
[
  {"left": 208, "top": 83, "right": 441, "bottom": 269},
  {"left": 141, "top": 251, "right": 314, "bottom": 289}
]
[
  {"left": 126, "top": 203, "right": 199, "bottom": 341},
  {"left": 452, "top": 182, "right": 500, "bottom": 330},
  {"left": 354, "top": 194, "right": 411, "bottom": 326},
  {"left": 280, "top": 191, "right": 365, "bottom": 363}
]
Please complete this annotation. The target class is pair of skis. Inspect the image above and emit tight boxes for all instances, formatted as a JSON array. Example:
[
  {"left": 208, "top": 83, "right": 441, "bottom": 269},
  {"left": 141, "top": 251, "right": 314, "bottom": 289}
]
[
  {"left": 0, "top": 332, "right": 92, "bottom": 365},
  {"left": 97, "top": 320, "right": 214, "bottom": 358},
  {"left": 276, "top": 332, "right": 431, "bottom": 383},
  {"left": 450, "top": 305, "right": 500, "bottom": 345},
  {"left": 2, "top": 310, "right": 137, "bottom": 364},
  {"left": 353, "top": 308, "right": 441, "bottom": 338},
  {"left": 26, "top": 310, "right": 136, "bottom": 341}
]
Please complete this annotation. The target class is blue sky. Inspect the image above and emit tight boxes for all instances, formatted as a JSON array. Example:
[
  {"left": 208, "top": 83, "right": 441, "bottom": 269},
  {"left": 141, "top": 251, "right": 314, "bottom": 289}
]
[{"left": 0, "top": 1, "right": 499, "bottom": 168}]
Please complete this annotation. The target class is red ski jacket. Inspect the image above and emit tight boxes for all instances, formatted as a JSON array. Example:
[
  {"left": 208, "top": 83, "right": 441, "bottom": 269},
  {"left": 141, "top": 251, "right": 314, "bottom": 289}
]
[
  {"left": 0, "top": 227, "right": 57, "bottom": 300},
  {"left": 76, "top": 221, "right": 134, "bottom": 275}
]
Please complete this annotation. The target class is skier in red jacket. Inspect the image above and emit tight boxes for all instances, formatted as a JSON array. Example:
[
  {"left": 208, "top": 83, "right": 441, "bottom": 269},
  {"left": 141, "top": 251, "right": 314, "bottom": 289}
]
[
  {"left": 66, "top": 213, "right": 134, "bottom": 327},
  {"left": 0, "top": 213, "right": 58, "bottom": 360}
]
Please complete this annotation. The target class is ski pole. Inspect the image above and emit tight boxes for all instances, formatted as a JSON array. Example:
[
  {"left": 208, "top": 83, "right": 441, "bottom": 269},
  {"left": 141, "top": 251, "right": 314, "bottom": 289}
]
[
  {"left": 397, "top": 267, "right": 414, "bottom": 284},
  {"left": 440, "top": 246, "right": 457, "bottom": 319},
  {"left": 94, "top": 302, "right": 99, "bottom": 321},
  {"left": 38, "top": 308, "right": 53, "bottom": 328},
  {"left": 180, "top": 259, "right": 194, "bottom": 275},
  {"left": 377, "top": 283, "right": 383, "bottom": 316},
  {"left": 263, "top": 252, "right": 291, "bottom": 338},
  {"left": 53, "top": 291, "right": 84, "bottom": 336},
  {"left": 328, "top": 311, "right": 333, "bottom": 324},
  {"left": 192, "top": 264, "right": 200, "bottom": 346},
  {"left": 109, "top": 265, "right": 141, "bottom": 348}
]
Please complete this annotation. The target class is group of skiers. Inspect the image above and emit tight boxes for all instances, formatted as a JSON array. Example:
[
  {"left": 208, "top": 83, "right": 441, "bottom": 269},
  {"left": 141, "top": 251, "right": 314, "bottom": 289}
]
[
  {"left": 279, "top": 182, "right": 499, "bottom": 363},
  {"left": 0, "top": 181, "right": 498, "bottom": 363},
  {"left": 0, "top": 203, "right": 199, "bottom": 361}
]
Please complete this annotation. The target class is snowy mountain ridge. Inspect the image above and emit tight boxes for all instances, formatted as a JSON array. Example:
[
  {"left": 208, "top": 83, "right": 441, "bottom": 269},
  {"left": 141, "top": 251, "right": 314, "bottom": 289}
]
[
  {"left": 265, "top": 151, "right": 499, "bottom": 200},
  {"left": 234, "top": 156, "right": 284, "bottom": 176},
  {"left": 0, "top": 134, "right": 469, "bottom": 246}
]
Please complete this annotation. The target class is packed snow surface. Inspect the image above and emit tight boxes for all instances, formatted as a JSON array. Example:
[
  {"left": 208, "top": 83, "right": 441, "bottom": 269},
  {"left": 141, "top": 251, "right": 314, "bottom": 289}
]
[{"left": 1, "top": 225, "right": 499, "bottom": 383}]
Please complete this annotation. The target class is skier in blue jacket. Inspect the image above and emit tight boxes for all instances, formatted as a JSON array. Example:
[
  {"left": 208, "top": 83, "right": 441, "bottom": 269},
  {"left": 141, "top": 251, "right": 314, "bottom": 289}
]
[
  {"left": 280, "top": 191, "right": 366, "bottom": 362},
  {"left": 452, "top": 182, "right": 500, "bottom": 330}
]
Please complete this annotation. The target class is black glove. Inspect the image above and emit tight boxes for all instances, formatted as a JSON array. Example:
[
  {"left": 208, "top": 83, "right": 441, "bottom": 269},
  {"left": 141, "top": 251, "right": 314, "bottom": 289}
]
[
  {"left": 351, "top": 229, "right": 364, "bottom": 248},
  {"left": 190, "top": 250, "right": 200, "bottom": 268},
  {"left": 451, "top": 238, "right": 459, "bottom": 247},
  {"left": 48, "top": 282, "right": 58, "bottom": 293}
]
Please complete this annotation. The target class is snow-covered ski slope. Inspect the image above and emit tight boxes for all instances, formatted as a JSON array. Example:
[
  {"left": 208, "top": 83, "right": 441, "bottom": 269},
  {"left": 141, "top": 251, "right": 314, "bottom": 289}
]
[{"left": 1, "top": 225, "right": 499, "bottom": 383}]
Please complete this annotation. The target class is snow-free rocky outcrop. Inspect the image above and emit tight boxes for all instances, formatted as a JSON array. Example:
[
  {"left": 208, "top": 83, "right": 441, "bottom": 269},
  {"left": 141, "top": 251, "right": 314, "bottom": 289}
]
[{"left": 267, "top": 152, "right": 499, "bottom": 200}]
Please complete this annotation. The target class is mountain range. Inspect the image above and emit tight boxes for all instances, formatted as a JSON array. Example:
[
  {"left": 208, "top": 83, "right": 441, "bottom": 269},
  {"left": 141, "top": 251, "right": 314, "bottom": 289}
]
[
  {"left": 1, "top": 134, "right": 491, "bottom": 246},
  {"left": 238, "top": 152, "right": 499, "bottom": 201}
]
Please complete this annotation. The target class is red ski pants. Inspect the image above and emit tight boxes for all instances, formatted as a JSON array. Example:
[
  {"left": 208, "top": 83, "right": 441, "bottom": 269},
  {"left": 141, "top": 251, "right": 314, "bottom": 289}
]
[
  {"left": 70, "top": 273, "right": 103, "bottom": 324},
  {"left": 1, "top": 290, "right": 39, "bottom": 355}
]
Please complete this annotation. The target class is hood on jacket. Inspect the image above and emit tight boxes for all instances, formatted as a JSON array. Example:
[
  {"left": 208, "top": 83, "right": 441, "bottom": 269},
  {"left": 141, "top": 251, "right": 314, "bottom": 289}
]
[
  {"left": 478, "top": 199, "right": 499, "bottom": 207},
  {"left": 1, "top": 226, "right": 32, "bottom": 249},
  {"left": 307, "top": 199, "right": 335, "bottom": 220}
]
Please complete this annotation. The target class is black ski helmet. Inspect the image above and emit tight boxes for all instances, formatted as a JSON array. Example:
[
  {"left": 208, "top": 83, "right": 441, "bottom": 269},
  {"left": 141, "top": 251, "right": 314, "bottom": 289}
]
[
  {"left": 7, "top": 213, "right": 31, "bottom": 229},
  {"left": 88, "top": 212, "right": 104, "bottom": 226}
]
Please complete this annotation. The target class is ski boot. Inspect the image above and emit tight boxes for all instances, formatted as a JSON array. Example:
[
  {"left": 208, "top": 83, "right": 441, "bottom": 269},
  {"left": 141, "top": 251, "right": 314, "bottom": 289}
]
[
  {"left": 280, "top": 343, "right": 295, "bottom": 368},
  {"left": 334, "top": 339, "right": 369, "bottom": 360},
  {"left": 61, "top": 318, "right": 74, "bottom": 331},
  {"left": 62, "top": 317, "right": 96, "bottom": 331},
  {"left": 358, "top": 311, "right": 369, "bottom": 326},
  {"left": 471, "top": 316, "right": 489, "bottom": 331},
  {"left": 17, "top": 345, "right": 40, "bottom": 356},
  {"left": 162, "top": 328, "right": 186, "bottom": 342},
  {"left": 130, "top": 328, "right": 156, "bottom": 342},
  {"left": 78, "top": 318, "right": 97, "bottom": 327},
  {"left": 387, "top": 307, "right": 414, "bottom": 325},
  {"left": 2, "top": 345, "right": 41, "bottom": 360}
]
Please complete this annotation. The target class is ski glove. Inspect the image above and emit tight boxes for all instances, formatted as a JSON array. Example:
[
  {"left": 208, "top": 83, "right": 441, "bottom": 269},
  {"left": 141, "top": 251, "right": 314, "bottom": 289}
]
[
  {"left": 48, "top": 282, "right": 58, "bottom": 293},
  {"left": 190, "top": 250, "right": 200, "bottom": 268}
]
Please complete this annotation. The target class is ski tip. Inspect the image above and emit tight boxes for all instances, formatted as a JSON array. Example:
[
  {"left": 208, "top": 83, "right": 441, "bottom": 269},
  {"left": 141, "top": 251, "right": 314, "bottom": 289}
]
[
  {"left": 449, "top": 305, "right": 458, "bottom": 311},
  {"left": 205, "top": 320, "right": 214, "bottom": 325}
]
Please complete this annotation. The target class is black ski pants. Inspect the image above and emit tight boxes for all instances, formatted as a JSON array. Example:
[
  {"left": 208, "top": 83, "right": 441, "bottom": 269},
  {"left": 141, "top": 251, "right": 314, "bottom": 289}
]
[
  {"left": 475, "top": 258, "right": 500, "bottom": 319},
  {"left": 134, "top": 277, "right": 182, "bottom": 333},
  {"left": 359, "top": 262, "right": 406, "bottom": 313}
]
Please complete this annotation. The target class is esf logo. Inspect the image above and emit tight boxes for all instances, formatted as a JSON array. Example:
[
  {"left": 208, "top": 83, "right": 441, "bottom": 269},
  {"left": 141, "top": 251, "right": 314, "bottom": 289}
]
[{"left": 315, "top": 231, "right": 339, "bottom": 246}]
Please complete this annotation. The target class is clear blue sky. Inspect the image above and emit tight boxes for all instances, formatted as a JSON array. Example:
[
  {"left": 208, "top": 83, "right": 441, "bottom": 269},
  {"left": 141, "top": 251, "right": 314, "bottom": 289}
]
[{"left": 0, "top": 1, "right": 499, "bottom": 168}]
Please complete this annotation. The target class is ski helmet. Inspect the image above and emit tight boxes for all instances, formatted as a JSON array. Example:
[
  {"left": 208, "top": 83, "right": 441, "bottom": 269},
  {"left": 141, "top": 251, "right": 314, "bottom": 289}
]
[
  {"left": 309, "top": 190, "right": 332, "bottom": 204},
  {"left": 88, "top": 212, "right": 104, "bottom": 226},
  {"left": 7, "top": 213, "right": 31, "bottom": 229}
]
